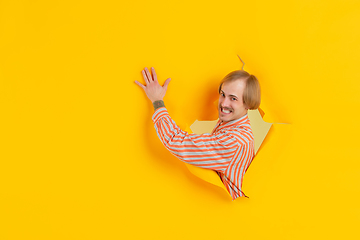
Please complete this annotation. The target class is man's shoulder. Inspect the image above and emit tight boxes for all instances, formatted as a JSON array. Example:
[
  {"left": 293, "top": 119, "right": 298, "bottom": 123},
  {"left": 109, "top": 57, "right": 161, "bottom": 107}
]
[{"left": 223, "top": 125, "right": 254, "bottom": 144}]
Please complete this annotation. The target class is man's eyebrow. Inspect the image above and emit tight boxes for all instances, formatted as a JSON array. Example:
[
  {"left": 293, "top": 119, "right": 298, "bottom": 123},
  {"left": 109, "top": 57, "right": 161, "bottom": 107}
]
[{"left": 221, "top": 90, "right": 239, "bottom": 99}]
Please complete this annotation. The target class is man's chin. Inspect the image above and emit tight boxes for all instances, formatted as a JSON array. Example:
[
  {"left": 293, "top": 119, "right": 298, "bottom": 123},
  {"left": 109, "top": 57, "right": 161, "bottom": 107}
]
[{"left": 219, "top": 114, "right": 231, "bottom": 122}]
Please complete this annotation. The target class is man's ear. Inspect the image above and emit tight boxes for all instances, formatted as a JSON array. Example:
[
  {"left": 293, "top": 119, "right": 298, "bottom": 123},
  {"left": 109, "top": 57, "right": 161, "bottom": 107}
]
[{"left": 243, "top": 100, "right": 249, "bottom": 110}]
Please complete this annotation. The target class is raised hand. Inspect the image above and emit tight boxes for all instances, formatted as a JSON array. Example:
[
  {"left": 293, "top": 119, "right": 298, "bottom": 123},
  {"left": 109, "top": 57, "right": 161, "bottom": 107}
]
[{"left": 135, "top": 67, "right": 171, "bottom": 103}]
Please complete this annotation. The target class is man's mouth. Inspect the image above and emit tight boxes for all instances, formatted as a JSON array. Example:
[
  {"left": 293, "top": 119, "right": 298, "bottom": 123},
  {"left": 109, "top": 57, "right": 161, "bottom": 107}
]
[{"left": 221, "top": 107, "right": 232, "bottom": 114}]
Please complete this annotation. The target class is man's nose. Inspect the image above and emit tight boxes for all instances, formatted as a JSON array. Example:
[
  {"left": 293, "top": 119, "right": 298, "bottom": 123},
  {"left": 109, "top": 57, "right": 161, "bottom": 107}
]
[{"left": 221, "top": 97, "right": 230, "bottom": 107}]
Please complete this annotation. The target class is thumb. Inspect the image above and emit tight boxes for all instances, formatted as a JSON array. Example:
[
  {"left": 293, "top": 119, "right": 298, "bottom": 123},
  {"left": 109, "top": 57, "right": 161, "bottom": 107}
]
[{"left": 163, "top": 78, "right": 171, "bottom": 89}]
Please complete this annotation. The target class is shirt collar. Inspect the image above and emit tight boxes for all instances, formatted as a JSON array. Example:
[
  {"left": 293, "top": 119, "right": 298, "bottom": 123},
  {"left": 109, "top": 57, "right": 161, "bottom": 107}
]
[{"left": 217, "top": 113, "right": 249, "bottom": 130}]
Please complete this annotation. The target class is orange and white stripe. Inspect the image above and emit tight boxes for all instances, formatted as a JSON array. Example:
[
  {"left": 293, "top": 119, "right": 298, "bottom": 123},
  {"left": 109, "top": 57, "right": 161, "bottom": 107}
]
[{"left": 152, "top": 107, "right": 255, "bottom": 200}]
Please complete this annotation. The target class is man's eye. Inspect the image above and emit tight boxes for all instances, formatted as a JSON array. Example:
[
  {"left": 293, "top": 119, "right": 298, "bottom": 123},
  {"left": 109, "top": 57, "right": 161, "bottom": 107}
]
[
  {"left": 221, "top": 93, "right": 225, "bottom": 97},
  {"left": 232, "top": 98, "right": 237, "bottom": 101}
]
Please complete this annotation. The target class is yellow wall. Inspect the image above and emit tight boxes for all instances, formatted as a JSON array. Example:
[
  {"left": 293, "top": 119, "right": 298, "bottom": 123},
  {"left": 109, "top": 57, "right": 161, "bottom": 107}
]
[{"left": 1, "top": 0, "right": 359, "bottom": 239}]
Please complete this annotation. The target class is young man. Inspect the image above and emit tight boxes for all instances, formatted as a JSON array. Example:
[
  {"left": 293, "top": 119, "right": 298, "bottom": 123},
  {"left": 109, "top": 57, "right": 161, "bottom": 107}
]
[{"left": 135, "top": 67, "right": 261, "bottom": 199}]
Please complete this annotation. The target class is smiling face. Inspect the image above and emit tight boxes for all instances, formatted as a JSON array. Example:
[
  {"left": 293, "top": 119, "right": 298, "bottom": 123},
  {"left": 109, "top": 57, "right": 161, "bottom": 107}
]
[{"left": 218, "top": 79, "right": 248, "bottom": 122}]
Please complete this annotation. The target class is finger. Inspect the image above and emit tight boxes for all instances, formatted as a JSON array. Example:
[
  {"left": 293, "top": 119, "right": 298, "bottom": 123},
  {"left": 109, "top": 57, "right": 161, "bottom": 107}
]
[
  {"left": 163, "top": 78, "right": 171, "bottom": 89},
  {"left": 144, "top": 67, "right": 153, "bottom": 82},
  {"left": 142, "top": 70, "right": 150, "bottom": 84},
  {"left": 135, "top": 80, "right": 146, "bottom": 89},
  {"left": 151, "top": 67, "right": 158, "bottom": 82}
]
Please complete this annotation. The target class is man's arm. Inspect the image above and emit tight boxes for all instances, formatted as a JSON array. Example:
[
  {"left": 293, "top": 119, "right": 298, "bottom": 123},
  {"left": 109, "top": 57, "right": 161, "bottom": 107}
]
[
  {"left": 135, "top": 67, "right": 238, "bottom": 171},
  {"left": 152, "top": 107, "right": 238, "bottom": 171}
]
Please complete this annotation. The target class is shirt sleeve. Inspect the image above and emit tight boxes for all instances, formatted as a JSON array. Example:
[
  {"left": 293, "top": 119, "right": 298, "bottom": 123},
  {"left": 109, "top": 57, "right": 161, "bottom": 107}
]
[{"left": 152, "top": 107, "right": 239, "bottom": 172}]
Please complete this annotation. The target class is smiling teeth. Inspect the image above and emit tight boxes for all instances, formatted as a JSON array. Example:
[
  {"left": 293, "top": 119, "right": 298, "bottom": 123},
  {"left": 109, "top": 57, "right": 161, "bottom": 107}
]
[{"left": 222, "top": 109, "right": 231, "bottom": 113}]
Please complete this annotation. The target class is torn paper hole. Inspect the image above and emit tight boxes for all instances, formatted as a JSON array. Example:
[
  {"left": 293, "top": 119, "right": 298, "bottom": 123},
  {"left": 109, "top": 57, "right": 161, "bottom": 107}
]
[{"left": 184, "top": 108, "right": 273, "bottom": 194}]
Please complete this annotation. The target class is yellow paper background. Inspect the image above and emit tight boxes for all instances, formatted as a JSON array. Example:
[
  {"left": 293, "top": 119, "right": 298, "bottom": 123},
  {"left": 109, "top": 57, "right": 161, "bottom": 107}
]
[{"left": 1, "top": 0, "right": 360, "bottom": 239}]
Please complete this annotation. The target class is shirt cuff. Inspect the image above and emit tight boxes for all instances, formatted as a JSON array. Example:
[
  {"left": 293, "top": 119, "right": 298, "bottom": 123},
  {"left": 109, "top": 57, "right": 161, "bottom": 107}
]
[{"left": 152, "top": 107, "right": 169, "bottom": 123}]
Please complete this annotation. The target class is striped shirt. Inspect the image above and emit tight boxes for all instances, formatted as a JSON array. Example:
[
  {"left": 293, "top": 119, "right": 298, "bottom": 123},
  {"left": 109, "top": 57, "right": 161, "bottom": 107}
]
[{"left": 152, "top": 107, "right": 255, "bottom": 200}]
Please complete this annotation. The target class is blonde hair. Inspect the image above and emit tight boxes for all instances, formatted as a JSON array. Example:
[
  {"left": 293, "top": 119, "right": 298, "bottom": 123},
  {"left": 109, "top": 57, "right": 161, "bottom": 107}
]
[{"left": 219, "top": 70, "right": 261, "bottom": 110}]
